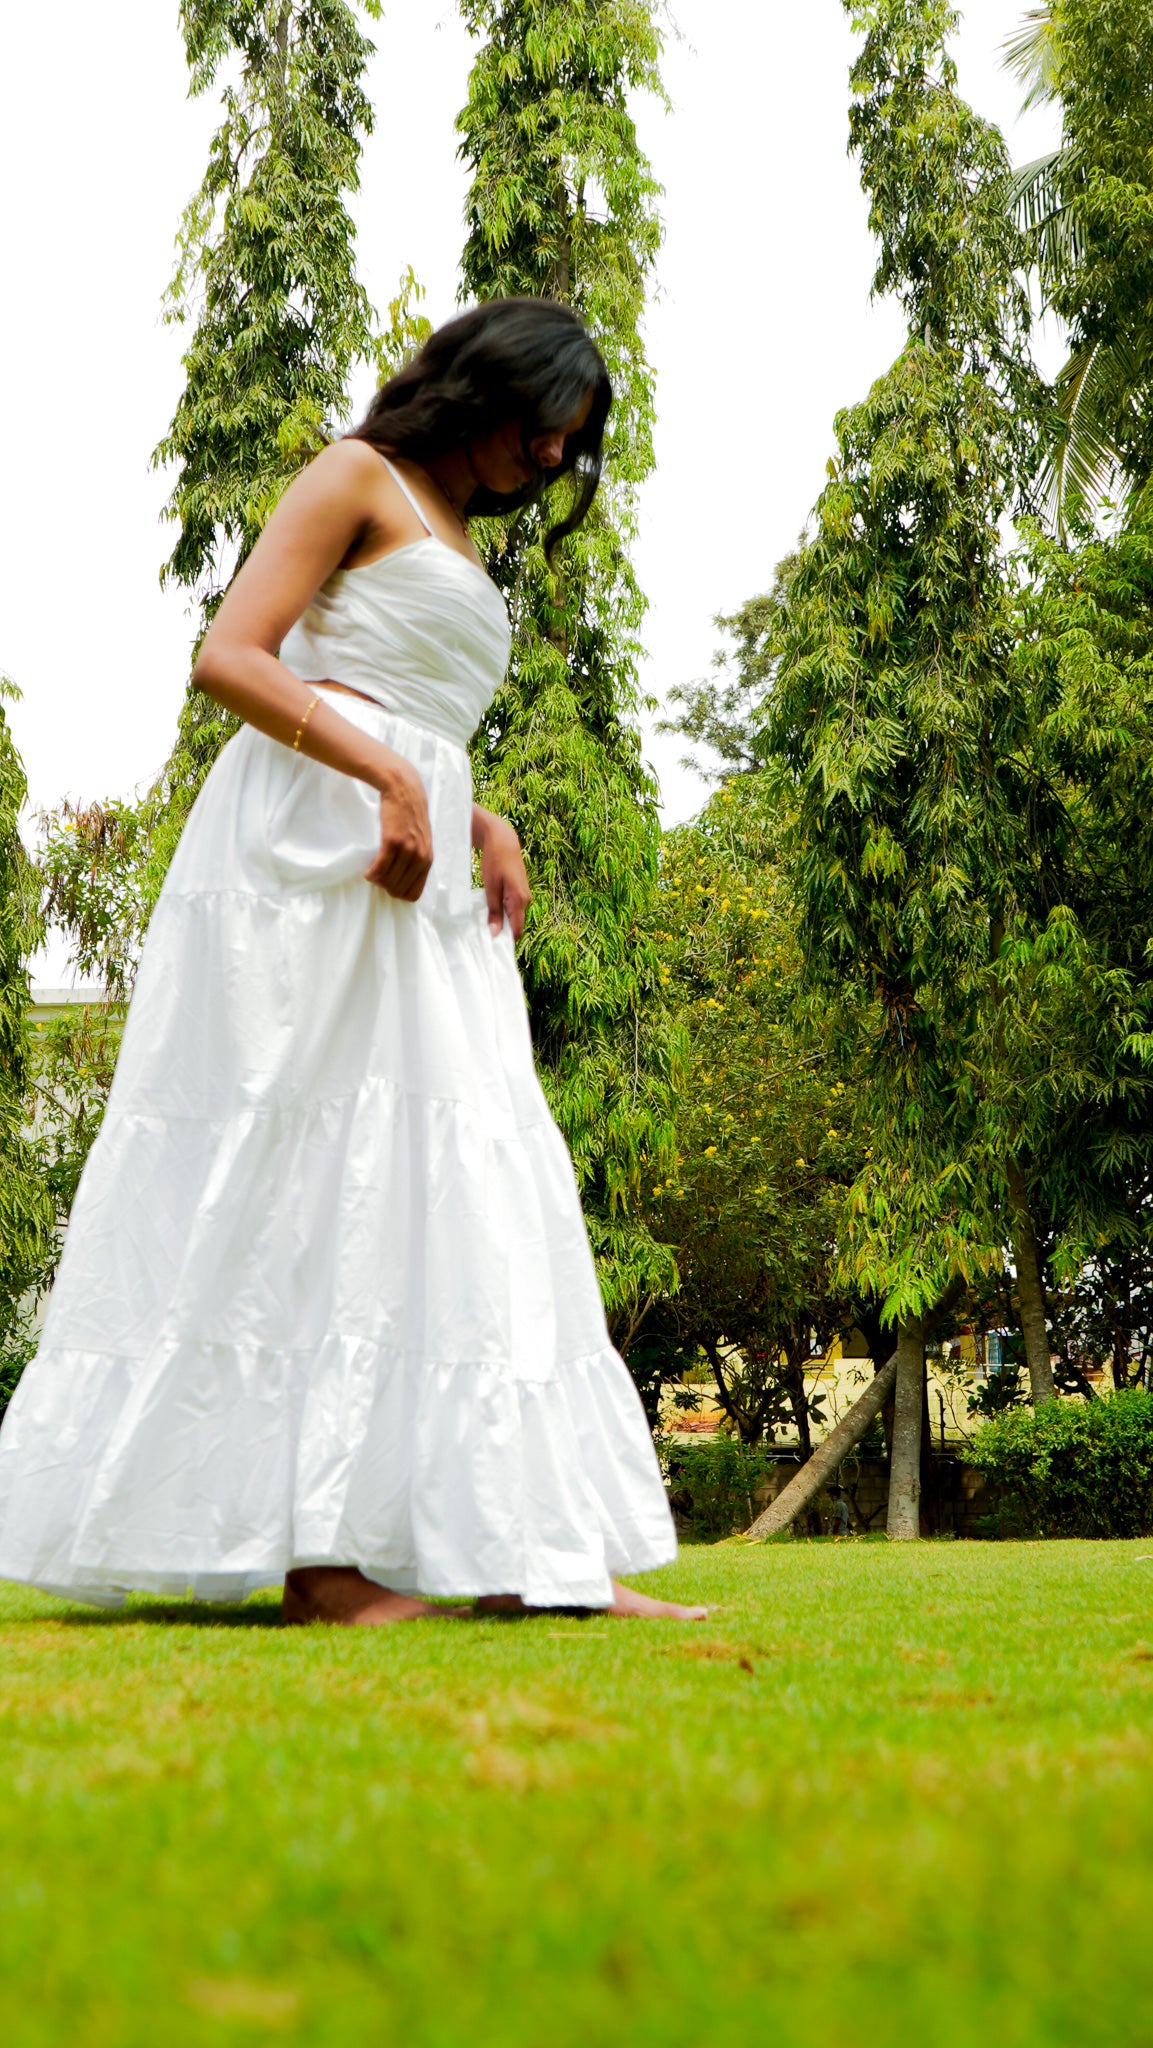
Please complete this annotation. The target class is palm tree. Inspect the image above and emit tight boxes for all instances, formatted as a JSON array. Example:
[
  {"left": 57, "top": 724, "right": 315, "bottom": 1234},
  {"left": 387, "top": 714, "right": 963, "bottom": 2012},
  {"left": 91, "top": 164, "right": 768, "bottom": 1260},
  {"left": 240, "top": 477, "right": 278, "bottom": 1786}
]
[{"left": 1004, "top": 4, "right": 1145, "bottom": 534}]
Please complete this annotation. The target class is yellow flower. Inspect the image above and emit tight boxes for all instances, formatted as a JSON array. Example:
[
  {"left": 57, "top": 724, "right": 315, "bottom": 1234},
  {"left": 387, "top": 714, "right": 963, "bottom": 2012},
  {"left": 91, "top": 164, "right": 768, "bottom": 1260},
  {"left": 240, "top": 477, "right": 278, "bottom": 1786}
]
[
  {"left": 795, "top": 1156, "right": 806, "bottom": 1168},
  {"left": 704, "top": 1145, "right": 718, "bottom": 1157}
]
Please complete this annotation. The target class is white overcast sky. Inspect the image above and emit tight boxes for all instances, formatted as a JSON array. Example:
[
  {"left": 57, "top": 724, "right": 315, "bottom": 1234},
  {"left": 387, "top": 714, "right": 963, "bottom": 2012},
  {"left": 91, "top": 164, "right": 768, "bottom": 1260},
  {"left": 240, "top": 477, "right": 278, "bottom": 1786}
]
[{"left": 1, "top": 2, "right": 1060, "bottom": 979}]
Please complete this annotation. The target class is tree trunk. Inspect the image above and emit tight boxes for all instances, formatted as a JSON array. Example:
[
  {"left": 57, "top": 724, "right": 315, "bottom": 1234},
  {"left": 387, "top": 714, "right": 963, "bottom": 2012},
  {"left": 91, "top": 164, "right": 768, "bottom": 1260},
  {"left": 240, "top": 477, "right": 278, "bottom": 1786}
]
[
  {"left": 1006, "top": 1159, "right": 1055, "bottom": 1406},
  {"left": 919, "top": 1362, "right": 940, "bottom": 1536},
  {"left": 887, "top": 1318, "right": 924, "bottom": 1541},
  {"left": 784, "top": 1345, "right": 813, "bottom": 1460},
  {"left": 706, "top": 1340, "right": 757, "bottom": 1442},
  {"left": 744, "top": 1352, "right": 898, "bottom": 1541}
]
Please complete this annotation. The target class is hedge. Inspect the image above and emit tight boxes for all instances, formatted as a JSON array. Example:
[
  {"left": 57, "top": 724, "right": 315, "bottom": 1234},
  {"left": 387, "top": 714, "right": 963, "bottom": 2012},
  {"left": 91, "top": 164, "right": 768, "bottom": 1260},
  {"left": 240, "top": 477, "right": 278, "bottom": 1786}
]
[{"left": 962, "top": 1389, "right": 1153, "bottom": 1539}]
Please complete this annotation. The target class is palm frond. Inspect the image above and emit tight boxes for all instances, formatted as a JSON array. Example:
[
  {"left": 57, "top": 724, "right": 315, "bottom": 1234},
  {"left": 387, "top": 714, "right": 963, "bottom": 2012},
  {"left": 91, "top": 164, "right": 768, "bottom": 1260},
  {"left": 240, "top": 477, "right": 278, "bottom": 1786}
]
[
  {"left": 1040, "top": 337, "right": 1142, "bottom": 537},
  {"left": 1003, "top": 5, "right": 1063, "bottom": 112},
  {"left": 1007, "top": 150, "right": 1081, "bottom": 291}
]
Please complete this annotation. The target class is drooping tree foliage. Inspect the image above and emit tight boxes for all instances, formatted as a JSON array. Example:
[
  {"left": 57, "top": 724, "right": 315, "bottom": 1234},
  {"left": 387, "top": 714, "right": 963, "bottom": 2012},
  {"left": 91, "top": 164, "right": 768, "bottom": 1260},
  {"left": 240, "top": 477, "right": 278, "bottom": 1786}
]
[
  {"left": 152, "top": 0, "right": 391, "bottom": 871},
  {"left": 42, "top": 0, "right": 394, "bottom": 987},
  {"left": 0, "top": 684, "right": 54, "bottom": 1415},
  {"left": 160, "top": 0, "right": 382, "bottom": 622},
  {"left": 456, "top": 0, "right": 681, "bottom": 1327}
]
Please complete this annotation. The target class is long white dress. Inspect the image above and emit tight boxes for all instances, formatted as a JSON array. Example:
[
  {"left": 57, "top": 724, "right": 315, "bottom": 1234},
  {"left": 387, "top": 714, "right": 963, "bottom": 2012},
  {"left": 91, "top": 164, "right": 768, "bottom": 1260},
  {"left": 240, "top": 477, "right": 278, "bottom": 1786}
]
[{"left": 0, "top": 463, "right": 676, "bottom": 1608}]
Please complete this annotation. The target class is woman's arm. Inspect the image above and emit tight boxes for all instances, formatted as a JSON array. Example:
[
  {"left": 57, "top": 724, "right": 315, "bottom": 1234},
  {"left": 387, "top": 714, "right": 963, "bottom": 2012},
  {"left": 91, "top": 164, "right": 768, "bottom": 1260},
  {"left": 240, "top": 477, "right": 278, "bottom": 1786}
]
[
  {"left": 472, "top": 805, "right": 531, "bottom": 939},
  {"left": 192, "top": 439, "right": 433, "bottom": 901}
]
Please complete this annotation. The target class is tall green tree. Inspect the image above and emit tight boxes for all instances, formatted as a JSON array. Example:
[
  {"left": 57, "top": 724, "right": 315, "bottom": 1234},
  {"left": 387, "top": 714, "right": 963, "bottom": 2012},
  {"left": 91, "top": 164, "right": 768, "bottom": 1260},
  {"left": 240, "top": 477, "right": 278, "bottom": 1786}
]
[
  {"left": 150, "top": 0, "right": 389, "bottom": 864},
  {"left": 640, "top": 772, "right": 865, "bottom": 1449},
  {"left": 988, "top": 511, "right": 1153, "bottom": 1383},
  {"left": 456, "top": 0, "right": 681, "bottom": 1328},
  {"left": 43, "top": 0, "right": 405, "bottom": 978},
  {"left": 0, "top": 683, "right": 54, "bottom": 1415},
  {"left": 765, "top": 0, "right": 1051, "bottom": 1530}
]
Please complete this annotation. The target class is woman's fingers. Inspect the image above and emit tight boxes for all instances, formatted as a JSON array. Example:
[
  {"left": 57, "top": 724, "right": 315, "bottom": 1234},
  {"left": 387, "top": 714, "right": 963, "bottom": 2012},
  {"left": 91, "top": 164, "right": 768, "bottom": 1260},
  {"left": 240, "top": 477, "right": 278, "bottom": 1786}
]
[
  {"left": 484, "top": 868, "right": 505, "bottom": 934},
  {"left": 364, "top": 840, "right": 431, "bottom": 899},
  {"left": 486, "top": 877, "right": 532, "bottom": 938},
  {"left": 365, "top": 773, "right": 433, "bottom": 898},
  {"left": 505, "top": 883, "right": 530, "bottom": 941},
  {"left": 478, "top": 819, "right": 531, "bottom": 940}
]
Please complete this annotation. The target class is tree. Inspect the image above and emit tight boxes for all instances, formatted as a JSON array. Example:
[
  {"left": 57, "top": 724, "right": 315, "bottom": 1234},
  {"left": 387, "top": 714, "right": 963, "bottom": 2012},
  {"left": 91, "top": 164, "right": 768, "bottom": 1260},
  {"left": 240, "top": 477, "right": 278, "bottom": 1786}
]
[
  {"left": 151, "top": 0, "right": 394, "bottom": 871},
  {"left": 1007, "top": 0, "right": 1153, "bottom": 533},
  {"left": 762, "top": 0, "right": 1053, "bottom": 1532},
  {"left": 160, "top": 0, "right": 385, "bottom": 617},
  {"left": 0, "top": 683, "right": 55, "bottom": 1416},
  {"left": 456, "top": 0, "right": 681, "bottom": 1328},
  {"left": 41, "top": 0, "right": 401, "bottom": 991},
  {"left": 658, "top": 585, "right": 785, "bottom": 785},
  {"left": 984, "top": 511, "right": 1153, "bottom": 1388},
  {"left": 643, "top": 773, "right": 865, "bottom": 1448}
]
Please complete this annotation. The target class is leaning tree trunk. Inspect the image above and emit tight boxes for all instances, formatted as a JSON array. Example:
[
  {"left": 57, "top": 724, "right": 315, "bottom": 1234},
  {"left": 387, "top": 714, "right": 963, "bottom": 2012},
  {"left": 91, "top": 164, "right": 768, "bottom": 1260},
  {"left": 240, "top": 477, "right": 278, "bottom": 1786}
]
[
  {"left": 744, "top": 1352, "right": 898, "bottom": 1542},
  {"left": 1005, "top": 1159, "right": 1055, "bottom": 1406},
  {"left": 886, "top": 1318, "right": 924, "bottom": 1541}
]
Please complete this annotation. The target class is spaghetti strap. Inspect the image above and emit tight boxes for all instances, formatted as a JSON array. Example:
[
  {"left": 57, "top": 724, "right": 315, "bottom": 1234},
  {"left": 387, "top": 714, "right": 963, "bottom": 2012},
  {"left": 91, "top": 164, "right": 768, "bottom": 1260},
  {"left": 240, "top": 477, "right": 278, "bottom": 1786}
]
[{"left": 380, "top": 454, "right": 434, "bottom": 537}]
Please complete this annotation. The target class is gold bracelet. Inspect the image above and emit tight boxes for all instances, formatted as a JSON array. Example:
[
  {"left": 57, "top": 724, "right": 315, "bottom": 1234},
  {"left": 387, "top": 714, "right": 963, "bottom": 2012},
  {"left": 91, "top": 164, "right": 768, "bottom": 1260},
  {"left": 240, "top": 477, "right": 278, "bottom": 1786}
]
[{"left": 292, "top": 695, "right": 320, "bottom": 752}]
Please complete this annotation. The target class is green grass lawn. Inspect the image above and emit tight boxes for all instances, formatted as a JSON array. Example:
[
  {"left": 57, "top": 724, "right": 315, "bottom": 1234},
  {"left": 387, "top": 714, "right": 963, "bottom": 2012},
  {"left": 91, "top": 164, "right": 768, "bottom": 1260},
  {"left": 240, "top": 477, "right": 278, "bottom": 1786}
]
[{"left": 3, "top": 1540, "right": 1153, "bottom": 2048}]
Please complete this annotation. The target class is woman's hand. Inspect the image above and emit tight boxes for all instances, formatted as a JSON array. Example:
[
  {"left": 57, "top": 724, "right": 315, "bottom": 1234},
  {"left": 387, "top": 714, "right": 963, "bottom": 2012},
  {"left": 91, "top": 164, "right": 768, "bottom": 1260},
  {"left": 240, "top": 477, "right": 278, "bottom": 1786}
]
[
  {"left": 364, "top": 754, "right": 433, "bottom": 901},
  {"left": 473, "top": 807, "right": 531, "bottom": 938}
]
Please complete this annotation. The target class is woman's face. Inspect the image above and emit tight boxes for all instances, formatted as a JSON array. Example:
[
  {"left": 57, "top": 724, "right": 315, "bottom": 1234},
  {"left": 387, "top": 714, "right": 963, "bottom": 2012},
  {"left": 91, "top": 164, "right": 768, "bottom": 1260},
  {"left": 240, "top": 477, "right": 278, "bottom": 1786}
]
[{"left": 469, "top": 388, "right": 595, "bottom": 495}]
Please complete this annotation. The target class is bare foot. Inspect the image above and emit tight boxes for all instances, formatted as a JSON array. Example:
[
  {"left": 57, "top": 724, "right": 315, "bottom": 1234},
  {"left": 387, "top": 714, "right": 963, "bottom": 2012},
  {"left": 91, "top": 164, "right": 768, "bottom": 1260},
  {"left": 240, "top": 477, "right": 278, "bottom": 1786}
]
[
  {"left": 283, "top": 1567, "right": 464, "bottom": 1626},
  {"left": 474, "top": 1593, "right": 529, "bottom": 1615},
  {"left": 607, "top": 1580, "right": 708, "bottom": 1621},
  {"left": 474, "top": 1585, "right": 707, "bottom": 1621}
]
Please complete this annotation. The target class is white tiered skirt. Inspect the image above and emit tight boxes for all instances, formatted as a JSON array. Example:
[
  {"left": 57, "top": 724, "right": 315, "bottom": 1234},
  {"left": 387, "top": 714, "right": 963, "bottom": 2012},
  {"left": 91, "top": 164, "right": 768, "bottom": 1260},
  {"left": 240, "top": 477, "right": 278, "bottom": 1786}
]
[{"left": 0, "top": 693, "right": 676, "bottom": 1607}]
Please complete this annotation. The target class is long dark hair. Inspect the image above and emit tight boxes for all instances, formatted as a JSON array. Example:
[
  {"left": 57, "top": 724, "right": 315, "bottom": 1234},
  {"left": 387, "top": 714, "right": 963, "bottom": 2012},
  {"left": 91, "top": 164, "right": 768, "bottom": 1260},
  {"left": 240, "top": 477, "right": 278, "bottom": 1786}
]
[{"left": 350, "top": 297, "right": 611, "bottom": 562}]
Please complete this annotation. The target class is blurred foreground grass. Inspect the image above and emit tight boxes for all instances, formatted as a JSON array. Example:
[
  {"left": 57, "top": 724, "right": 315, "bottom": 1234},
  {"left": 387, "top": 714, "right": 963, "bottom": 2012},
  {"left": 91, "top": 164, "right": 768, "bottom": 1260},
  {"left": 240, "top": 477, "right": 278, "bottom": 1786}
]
[{"left": 2, "top": 1539, "right": 1152, "bottom": 2047}]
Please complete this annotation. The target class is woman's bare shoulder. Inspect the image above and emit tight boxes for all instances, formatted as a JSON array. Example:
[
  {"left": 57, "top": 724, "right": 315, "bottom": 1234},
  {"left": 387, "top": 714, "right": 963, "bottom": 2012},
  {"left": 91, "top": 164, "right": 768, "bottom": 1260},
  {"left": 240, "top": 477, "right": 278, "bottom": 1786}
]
[
  {"left": 302, "top": 436, "right": 387, "bottom": 490},
  {"left": 265, "top": 437, "right": 390, "bottom": 537},
  {"left": 322, "top": 435, "right": 386, "bottom": 471}
]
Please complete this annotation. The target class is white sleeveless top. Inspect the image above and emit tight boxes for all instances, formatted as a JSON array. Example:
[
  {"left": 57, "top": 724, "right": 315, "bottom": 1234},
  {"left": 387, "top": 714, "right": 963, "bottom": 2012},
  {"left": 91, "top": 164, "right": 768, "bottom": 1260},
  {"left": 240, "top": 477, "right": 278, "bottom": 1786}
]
[{"left": 278, "top": 456, "right": 512, "bottom": 749}]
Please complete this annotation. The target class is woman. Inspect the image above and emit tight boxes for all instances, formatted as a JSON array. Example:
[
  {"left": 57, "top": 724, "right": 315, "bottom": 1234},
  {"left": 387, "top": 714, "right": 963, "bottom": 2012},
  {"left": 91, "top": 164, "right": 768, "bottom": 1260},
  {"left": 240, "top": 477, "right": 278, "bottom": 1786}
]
[{"left": 0, "top": 298, "right": 703, "bottom": 1624}]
